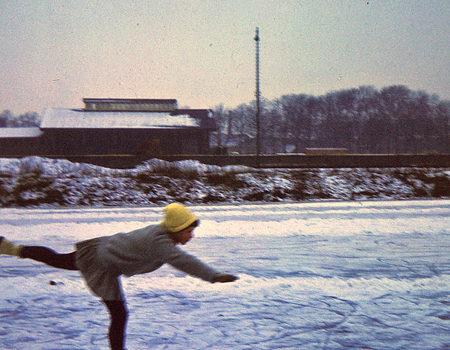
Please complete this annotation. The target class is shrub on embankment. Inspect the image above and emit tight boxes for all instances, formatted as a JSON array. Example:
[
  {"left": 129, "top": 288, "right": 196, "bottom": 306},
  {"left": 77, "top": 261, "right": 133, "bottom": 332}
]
[{"left": 0, "top": 157, "right": 449, "bottom": 207}]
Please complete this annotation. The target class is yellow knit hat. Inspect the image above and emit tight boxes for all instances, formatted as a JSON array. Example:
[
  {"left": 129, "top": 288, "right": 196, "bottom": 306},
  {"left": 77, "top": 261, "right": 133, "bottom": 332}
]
[{"left": 161, "top": 203, "right": 198, "bottom": 232}]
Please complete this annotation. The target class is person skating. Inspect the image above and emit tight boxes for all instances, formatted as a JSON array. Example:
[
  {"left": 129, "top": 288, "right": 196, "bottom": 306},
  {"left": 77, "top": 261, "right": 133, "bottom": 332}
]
[{"left": 0, "top": 203, "right": 238, "bottom": 350}]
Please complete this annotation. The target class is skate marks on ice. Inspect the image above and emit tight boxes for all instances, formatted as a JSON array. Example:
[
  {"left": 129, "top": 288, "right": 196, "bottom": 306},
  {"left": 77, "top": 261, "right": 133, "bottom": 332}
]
[
  {"left": 0, "top": 294, "right": 109, "bottom": 349},
  {"left": 1, "top": 200, "right": 450, "bottom": 349},
  {"left": 2, "top": 275, "right": 450, "bottom": 349},
  {"left": 124, "top": 273, "right": 450, "bottom": 350}
]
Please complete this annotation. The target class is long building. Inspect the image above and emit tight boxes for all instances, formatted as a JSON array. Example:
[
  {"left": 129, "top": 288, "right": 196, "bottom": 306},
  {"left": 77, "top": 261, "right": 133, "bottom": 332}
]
[{"left": 0, "top": 98, "right": 216, "bottom": 161}]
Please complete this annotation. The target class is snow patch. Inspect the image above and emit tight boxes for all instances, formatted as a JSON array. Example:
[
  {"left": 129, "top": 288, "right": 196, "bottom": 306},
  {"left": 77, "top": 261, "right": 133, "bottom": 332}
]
[{"left": 1, "top": 156, "right": 450, "bottom": 207}]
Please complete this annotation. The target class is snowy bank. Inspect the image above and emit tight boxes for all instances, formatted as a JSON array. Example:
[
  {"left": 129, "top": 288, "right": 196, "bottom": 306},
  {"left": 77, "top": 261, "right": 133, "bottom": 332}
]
[{"left": 0, "top": 156, "right": 450, "bottom": 207}]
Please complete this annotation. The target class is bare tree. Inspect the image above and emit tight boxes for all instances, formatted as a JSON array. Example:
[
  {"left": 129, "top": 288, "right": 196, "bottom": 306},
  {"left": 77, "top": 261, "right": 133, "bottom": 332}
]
[{"left": 212, "top": 85, "right": 450, "bottom": 155}]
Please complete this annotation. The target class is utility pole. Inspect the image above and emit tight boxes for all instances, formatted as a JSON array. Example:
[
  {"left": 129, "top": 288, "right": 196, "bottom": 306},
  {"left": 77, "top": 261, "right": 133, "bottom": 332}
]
[{"left": 254, "top": 27, "right": 261, "bottom": 165}]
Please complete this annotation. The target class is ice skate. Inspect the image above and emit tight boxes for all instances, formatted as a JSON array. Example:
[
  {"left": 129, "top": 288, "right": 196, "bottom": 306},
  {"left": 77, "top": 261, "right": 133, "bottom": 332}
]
[{"left": 0, "top": 236, "right": 22, "bottom": 257}]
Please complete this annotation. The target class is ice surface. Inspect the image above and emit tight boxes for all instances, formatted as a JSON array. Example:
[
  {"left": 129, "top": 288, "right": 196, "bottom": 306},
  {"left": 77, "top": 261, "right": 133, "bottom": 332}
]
[{"left": 1, "top": 200, "right": 450, "bottom": 349}]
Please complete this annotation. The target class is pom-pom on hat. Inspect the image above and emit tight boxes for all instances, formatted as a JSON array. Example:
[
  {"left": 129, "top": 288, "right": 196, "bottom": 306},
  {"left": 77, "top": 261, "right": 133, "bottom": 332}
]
[{"left": 161, "top": 203, "right": 198, "bottom": 233}]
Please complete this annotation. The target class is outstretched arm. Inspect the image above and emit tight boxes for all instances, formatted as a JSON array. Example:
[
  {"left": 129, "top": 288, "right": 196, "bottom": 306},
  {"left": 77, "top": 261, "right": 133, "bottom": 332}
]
[{"left": 155, "top": 234, "right": 238, "bottom": 283}]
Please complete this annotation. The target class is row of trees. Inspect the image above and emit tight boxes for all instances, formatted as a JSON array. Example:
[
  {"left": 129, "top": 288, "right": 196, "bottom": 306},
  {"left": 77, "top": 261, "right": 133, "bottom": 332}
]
[
  {"left": 212, "top": 85, "right": 450, "bottom": 154},
  {"left": 0, "top": 110, "right": 40, "bottom": 127}
]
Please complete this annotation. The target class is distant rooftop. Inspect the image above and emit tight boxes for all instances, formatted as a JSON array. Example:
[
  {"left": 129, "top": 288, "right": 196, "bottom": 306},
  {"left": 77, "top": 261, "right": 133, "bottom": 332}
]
[
  {"left": 0, "top": 127, "right": 43, "bottom": 138},
  {"left": 39, "top": 98, "right": 215, "bottom": 130},
  {"left": 83, "top": 98, "right": 178, "bottom": 112},
  {"left": 40, "top": 108, "right": 199, "bottom": 129}
]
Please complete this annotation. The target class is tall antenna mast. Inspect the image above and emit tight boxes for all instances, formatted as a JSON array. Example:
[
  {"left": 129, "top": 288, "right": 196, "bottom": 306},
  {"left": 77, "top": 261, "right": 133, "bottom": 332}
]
[{"left": 254, "top": 27, "right": 261, "bottom": 161}]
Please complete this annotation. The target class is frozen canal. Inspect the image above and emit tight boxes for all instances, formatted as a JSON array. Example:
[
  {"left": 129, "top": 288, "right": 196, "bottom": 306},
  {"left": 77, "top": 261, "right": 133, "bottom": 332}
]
[{"left": 1, "top": 200, "right": 450, "bottom": 349}]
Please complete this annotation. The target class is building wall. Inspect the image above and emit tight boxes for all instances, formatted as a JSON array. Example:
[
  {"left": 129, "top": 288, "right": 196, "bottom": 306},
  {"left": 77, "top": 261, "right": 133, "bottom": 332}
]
[
  {"left": 40, "top": 128, "right": 211, "bottom": 156},
  {"left": 0, "top": 137, "right": 44, "bottom": 156},
  {"left": 0, "top": 126, "right": 213, "bottom": 158}
]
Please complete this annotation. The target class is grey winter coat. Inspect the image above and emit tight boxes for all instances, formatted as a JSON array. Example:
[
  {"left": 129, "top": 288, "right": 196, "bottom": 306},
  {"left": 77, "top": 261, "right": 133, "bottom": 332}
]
[{"left": 75, "top": 224, "right": 217, "bottom": 300}]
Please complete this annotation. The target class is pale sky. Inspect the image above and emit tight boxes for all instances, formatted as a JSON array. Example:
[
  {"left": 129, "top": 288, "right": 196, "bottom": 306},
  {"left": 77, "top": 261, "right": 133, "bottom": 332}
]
[{"left": 1, "top": 0, "right": 450, "bottom": 115}]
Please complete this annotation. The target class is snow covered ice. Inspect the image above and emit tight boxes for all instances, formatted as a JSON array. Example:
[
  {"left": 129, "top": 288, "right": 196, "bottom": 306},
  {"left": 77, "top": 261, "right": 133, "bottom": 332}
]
[{"left": 1, "top": 200, "right": 450, "bottom": 349}]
